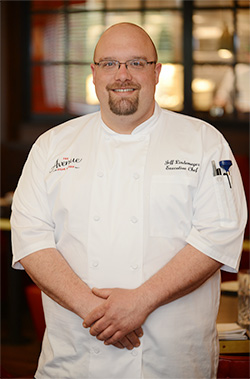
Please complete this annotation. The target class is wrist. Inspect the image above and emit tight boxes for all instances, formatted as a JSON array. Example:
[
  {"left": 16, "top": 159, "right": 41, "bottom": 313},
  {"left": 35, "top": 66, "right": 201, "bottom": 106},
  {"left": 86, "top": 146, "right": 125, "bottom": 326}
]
[
  {"left": 80, "top": 291, "right": 105, "bottom": 320},
  {"left": 135, "top": 284, "right": 159, "bottom": 318},
  {"left": 72, "top": 287, "right": 93, "bottom": 319},
  {"left": 138, "top": 274, "right": 168, "bottom": 316}
]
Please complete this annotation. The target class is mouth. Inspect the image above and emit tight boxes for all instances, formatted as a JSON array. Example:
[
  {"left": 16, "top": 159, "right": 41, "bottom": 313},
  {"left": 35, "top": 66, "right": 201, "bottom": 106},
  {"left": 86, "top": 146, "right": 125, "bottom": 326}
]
[
  {"left": 112, "top": 88, "right": 135, "bottom": 93},
  {"left": 107, "top": 83, "right": 141, "bottom": 95}
]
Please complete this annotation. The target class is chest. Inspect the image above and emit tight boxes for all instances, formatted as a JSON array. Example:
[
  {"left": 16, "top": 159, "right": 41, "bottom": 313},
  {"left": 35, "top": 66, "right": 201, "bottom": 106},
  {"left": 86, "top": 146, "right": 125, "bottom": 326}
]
[{"left": 45, "top": 127, "right": 201, "bottom": 238}]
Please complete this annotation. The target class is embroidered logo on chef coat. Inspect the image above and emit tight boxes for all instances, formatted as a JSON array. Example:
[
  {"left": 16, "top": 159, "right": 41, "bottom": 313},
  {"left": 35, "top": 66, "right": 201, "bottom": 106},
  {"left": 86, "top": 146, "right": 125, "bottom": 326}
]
[
  {"left": 164, "top": 159, "right": 200, "bottom": 173},
  {"left": 49, "top": 157, "right": 82, "bottom": 173}
]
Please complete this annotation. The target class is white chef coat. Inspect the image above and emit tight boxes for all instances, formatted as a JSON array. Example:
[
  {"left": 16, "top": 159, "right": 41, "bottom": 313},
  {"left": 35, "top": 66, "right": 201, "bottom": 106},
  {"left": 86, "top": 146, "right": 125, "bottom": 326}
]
[{"left": 11, "top": 103, "right": 247, "bottom": 379}]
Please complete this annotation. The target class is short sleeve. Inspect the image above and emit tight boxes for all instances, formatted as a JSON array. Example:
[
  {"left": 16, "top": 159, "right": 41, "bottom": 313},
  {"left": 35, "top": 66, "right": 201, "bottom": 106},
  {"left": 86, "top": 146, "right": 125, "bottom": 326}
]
[
  {"left": 11, "top": 141, "right": 56, "bottom": 269},
  {"left": 186, "top": 138, "right": 247, "bottom": 272}
]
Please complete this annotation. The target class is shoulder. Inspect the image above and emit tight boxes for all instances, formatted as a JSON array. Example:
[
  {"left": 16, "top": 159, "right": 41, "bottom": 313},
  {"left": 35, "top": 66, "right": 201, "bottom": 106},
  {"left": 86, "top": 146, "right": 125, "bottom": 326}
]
[
  {"left": 34, "top": 111, "right": 101, "bottom": 151},
  {"left": 159, "top": 107, "right": 228, "bottom": 149},
  {"left": 40, "top": 111, "right": 100, "bottom": 140}
]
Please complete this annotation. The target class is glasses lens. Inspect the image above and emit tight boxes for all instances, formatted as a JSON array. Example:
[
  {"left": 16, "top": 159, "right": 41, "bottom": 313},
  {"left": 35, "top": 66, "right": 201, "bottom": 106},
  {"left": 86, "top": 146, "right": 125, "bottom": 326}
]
[
  {"left": 128, "top": 59, "right": 147, "bottom": 69},
  {"left": 100, "top": 61, "right": 118, "bottom": 70}
]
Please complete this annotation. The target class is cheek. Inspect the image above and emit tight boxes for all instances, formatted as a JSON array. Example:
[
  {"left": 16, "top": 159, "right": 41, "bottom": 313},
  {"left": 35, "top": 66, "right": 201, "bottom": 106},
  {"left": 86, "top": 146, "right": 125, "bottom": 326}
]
[
  {"left": 140, "top": 73, "right": 156, "bottom": 88},
  {"left": 94, "top": 76, "right": 107, "bottom": 94},
  {"left": 94, "top": 79, "right": 110, "bottom": 104},
  {"left": 141, "top": 79, "right": 156, "bottom": 95}
]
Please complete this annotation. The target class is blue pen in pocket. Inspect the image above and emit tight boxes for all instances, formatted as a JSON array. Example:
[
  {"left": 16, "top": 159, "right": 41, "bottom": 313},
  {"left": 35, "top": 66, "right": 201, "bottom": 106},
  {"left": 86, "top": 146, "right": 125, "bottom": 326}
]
[
  {"left": 211, "top": 159, "right": 238, "bottom": 226},
  {"left": 219, "top": 160, "right": 232, "bottom": 188}
]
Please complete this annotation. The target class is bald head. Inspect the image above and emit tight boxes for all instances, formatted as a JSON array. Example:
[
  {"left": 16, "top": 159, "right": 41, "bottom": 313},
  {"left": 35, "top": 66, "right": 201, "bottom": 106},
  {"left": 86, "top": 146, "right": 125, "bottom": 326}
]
[
  {"left": 91, "top": 22, "right": 162, "bottom": 133},
  {"left": 94, "top": 23, "right": 158, "bottom": 62}
]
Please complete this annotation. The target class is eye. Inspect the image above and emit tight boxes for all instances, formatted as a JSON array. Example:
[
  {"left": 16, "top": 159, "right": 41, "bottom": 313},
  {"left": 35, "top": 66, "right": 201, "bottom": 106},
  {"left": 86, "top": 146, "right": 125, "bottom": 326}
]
[
  {"left": 129, "top": 59, "right": 145, "bottom": 68},
  {"left": 102, "top": 61, "right": 116, "bottom": 69}
]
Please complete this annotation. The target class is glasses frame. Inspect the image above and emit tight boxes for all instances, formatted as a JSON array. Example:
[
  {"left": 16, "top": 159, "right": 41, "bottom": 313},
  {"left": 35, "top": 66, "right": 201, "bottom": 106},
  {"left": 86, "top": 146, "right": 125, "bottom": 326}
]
[{"left": 94, "top": 58, "right": 157, "bottom": 71}]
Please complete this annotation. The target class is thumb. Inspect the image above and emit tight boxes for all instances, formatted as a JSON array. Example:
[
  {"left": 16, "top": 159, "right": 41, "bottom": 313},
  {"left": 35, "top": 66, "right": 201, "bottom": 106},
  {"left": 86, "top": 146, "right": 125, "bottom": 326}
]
[{"left": 92, "top": 287, "right": 112, "bottom": 299}]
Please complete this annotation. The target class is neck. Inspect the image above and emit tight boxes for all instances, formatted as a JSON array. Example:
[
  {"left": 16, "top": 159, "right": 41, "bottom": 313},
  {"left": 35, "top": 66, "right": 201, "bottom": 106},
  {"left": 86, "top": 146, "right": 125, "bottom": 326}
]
[{"left": 100, "top": 104, "right": 155, "bottom": 135}]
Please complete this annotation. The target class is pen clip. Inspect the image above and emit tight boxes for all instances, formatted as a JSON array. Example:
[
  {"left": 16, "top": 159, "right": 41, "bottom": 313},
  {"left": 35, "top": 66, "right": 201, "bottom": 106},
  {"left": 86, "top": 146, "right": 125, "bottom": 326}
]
[
  {"left": 211, "top": 160, "right": 217, "bottom": 176},
  {"left": 211, "top": 160, "right": 222, "bottom": 176}
]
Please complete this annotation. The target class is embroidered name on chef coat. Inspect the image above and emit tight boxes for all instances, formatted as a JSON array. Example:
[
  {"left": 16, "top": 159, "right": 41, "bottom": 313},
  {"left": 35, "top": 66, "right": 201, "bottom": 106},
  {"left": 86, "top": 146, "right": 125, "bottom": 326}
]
[{"left": 164, "top": 159, "right": 200, "bottom": 173}]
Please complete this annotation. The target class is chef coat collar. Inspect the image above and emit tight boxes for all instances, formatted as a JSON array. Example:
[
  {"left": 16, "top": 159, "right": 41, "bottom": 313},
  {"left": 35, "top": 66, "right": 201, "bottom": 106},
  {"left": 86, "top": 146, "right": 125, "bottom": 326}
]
[{"left": 100, "top": 102, "right": 161, "bottom": 137}]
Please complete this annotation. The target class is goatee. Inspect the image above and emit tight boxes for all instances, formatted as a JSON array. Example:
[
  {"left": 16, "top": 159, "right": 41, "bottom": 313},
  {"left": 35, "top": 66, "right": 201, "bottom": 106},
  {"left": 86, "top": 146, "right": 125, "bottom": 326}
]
[
  {"left": 106, "top": 83, "right": 141, "bottom": 116},
  {"left": 109, "top": 97, "right": 139, "bottom": 115}
]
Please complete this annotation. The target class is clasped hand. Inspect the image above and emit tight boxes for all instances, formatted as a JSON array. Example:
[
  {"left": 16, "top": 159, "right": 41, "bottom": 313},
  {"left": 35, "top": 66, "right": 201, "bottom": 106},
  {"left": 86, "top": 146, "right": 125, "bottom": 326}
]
[{"left": 83, "top": 287, "right": 148, "bottom": 350}]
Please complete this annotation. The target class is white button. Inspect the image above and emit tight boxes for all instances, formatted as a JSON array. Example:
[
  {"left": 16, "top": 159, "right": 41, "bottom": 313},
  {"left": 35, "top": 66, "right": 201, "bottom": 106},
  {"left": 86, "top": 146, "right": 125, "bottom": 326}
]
[
  {"left": 133, "top": 173, "right": 140, "bottom": 180},
  {"left": 131, "top": 349, "right": 138, "bottom": 356},
  {"left": 93, "top": 215, "right": 100, "bottom": 221},
  {"left": 92, "top": 346, "right": 100, "bottom": 354},
  {"left": 91, "top": 260, "right": 99, "bottom": 268},
  {"left": 130, "top": 216, "right": 138, "bottom": 224},
  {"left": 97, "top": 171, "right": 104, "bottom": 177},
  {"left": 130, "top": 264, "right": 139, "bottom": 270}
]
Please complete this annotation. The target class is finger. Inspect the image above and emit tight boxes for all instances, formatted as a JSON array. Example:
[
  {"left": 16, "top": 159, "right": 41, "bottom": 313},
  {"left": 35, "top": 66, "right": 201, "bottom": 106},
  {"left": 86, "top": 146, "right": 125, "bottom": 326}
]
[
  {"left": 125, "top": 331, "right": 141, "bottom": 348},
  {"left": 103, "top": 330, "right": 123, "bottom": 346},
  {"left": 89, "top": 319, "right": 111, "bottom": 337},
  {"left": 92, "top": 287, "right": 112, "bottom": 299},
  {"left": 83, "top": 307, "right": 105, "bottom": 328},
  {"left": 104, "top": 331, "right": 131, "bottom": 348},
  {"left": 134, "top": 326, "right": 143, "bottom": 338},
  {"left": 112, "top": 342, "right": 124, "bottom": 349},
  {"left": 119, "top": 337, "right": 134, "bottom": 350},
  {"left": 96, "top": 325, "right": 115, "bottom": 341},
  {"left": 106, "top": 336, "right": 134, "bottom": 350}
]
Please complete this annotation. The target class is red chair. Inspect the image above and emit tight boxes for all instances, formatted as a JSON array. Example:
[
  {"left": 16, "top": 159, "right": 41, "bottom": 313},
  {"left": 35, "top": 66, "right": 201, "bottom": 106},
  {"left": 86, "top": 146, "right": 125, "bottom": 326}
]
[
  {"left": 25, "top": 284, "right": 46, "bottom": 342},
  {"left": 218, "top": 355, "right": 250, "bottom": 378},
  {"left": 0, "top": 365, "right": 13, "bottom": 378}
]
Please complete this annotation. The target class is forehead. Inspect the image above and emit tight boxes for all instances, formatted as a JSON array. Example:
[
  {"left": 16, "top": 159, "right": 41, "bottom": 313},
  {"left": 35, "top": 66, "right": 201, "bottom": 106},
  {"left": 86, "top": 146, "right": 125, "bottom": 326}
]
[{"left": 95, "top": 25, "right": 155, "bottom": 61}]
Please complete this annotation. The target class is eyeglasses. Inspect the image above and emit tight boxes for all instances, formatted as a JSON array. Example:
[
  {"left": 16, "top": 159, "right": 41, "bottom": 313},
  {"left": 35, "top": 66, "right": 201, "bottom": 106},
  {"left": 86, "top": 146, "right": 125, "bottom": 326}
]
[{"left": 94, "top": 58, "right": 156, "bottom": 72}]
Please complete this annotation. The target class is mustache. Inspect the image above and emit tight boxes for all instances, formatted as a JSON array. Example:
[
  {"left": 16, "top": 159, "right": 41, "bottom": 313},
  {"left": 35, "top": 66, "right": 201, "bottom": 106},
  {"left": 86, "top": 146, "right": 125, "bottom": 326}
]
[{"left": 106, "top": 82, "right": 141, "bottom": 91}]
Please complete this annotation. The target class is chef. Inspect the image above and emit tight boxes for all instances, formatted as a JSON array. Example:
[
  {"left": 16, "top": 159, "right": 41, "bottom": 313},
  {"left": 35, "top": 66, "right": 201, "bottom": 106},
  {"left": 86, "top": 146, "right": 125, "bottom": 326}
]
[{"left": 11, "top": 23, "right": 247, "bottom": 378}]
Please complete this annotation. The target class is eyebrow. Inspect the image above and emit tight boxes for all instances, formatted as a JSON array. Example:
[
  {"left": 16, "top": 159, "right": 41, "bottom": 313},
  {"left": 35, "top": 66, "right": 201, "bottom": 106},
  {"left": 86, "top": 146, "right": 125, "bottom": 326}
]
[{"left": 97, "top": 55, "right": 149, "bottom": 61}]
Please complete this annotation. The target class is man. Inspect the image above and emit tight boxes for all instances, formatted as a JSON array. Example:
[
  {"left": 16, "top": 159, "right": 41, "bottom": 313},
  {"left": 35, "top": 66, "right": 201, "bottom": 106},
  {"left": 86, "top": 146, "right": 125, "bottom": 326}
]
[{"left": 11, "top": 23, "right": 247, "bottom": 378}]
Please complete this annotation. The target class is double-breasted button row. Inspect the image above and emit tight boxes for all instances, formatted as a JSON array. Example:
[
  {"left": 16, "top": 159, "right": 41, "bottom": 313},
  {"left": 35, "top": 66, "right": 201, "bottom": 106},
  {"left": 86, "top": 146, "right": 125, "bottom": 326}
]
[
  {"left": 93, "top": 215, "right": 139, "bottom": 223},
  {"left": 90, "top": 260, "right": 140, "bottom": 271},
  {"left": 91, "top": 345, "right": 140, "bottom": 356}
]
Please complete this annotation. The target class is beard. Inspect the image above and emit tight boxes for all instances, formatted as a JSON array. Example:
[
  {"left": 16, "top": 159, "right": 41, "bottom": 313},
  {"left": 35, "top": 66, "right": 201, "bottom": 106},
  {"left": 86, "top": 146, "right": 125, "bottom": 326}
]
[
  {"left": 109, "top": 96, "right": 139, "bottom": 115},
  {"left": 106, "top": 83, "right": 141, "bottom": 116}
]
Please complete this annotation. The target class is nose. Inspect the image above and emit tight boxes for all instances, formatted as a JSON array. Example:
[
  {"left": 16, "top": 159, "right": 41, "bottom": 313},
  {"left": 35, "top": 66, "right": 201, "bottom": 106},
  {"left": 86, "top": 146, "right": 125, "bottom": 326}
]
[{"left": 114, "top": 63, "right": 132, "bottom": 81}]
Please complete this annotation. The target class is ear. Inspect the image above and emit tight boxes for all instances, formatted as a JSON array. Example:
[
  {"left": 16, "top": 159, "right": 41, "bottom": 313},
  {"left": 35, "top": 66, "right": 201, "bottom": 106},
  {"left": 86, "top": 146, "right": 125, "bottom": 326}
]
[
  {"left": 154, "top": 63, "right": 162, "bottom": 85},
  {"left": 90, "top": 63, "right": 96, "bottom": 85}
]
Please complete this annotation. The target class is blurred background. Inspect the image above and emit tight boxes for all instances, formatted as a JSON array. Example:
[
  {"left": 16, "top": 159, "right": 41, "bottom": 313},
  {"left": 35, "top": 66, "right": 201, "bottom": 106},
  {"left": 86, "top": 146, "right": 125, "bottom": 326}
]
[{"left": 1, "top": 0, "right": 249, "bottom": 377}]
